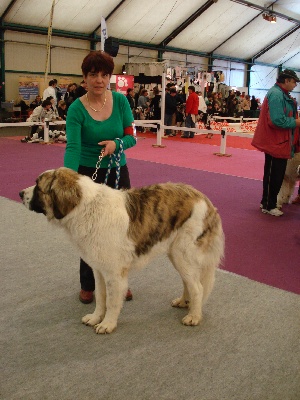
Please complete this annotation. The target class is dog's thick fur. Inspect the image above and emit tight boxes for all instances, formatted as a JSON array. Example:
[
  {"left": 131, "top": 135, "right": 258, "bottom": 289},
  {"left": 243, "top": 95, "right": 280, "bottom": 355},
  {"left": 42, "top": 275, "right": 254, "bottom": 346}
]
[
  {"left": 277, "top": 152, "right": 300, "bottom": 208},
  {"left": 20, "top": 167, "right": 224, "bottom": 334}
]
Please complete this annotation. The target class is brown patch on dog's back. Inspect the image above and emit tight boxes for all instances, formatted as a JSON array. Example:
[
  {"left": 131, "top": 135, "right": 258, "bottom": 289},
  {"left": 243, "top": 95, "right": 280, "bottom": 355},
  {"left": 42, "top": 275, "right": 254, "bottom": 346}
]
[{"left": 125, "top": 183, "right": 205, "bottom": 256}]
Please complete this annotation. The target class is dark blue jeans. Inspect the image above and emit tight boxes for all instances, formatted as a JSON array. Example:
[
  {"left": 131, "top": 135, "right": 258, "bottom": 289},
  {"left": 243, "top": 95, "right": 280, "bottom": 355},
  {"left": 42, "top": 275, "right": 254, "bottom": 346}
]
[
  {"left": 184, "top": 114, "right": 195, "bottom": 138},
  {"left": 77, "top": 164, "right": 131, "bottom": 291},
  {"left": 164, "top": 113, "right": 174, "bottom": 134}
]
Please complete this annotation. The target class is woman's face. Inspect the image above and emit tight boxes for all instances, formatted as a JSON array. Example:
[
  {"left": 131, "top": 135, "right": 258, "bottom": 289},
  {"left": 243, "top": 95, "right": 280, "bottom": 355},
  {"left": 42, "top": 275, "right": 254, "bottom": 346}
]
[{"left": 84, "top": 71, "right": 110, "bottom": 95}]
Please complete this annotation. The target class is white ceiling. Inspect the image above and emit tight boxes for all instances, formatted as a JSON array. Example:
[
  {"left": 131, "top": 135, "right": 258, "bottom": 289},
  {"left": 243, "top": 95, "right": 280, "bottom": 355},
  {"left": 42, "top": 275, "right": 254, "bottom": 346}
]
[{"left": 1, "top": 0, "right": 300, "bottom": 69}]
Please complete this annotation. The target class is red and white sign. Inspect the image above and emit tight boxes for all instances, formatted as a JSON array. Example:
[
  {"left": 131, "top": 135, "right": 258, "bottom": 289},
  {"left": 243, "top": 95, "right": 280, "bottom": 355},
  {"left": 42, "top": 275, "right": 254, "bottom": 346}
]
[{"left": 115, "top": 75, "right": 134, "bottom": 95}]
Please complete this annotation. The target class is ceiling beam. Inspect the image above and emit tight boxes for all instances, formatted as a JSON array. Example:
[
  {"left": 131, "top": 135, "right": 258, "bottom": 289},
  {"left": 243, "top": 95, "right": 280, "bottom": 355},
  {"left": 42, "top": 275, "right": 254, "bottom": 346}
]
[
  {"left": 212, "top": 1, "right": 277, "bottom": 53},
  {"left": 1, "top": 22, "right": 299, "bottom": 72},
  {"left": 1, "top": 22, "right": 91, "bottom": 41},
  {"left": 229, "top": 0, "right": 300, "bottom": 24},
  {"left": 92, "top": 0, "right": 126, "bottom": 34},
  {"left": 0, "top": 0, "right": 17, "bottom": 20},
  {"left": 251, "top": 25, "right": 300, "bottom": 61},
  {"left": 158, "top": 0, "right": 218, "bottom": 48}
]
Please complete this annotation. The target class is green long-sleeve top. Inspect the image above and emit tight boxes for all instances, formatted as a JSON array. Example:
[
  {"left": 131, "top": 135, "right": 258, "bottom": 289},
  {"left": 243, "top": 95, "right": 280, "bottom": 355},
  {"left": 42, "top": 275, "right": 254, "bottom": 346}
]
[{"left": 64, "top": 91, "right": 136, "bottom": 171}]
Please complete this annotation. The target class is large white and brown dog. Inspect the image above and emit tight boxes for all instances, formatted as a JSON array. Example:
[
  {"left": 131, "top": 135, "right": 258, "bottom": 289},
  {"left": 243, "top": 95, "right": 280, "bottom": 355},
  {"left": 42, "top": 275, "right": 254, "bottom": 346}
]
[
  {"left": 20, "top": 167, "right": 224, "bottom": 334},
  {"left": 277, "top": 152, "right": 300, "bottom": 208}
]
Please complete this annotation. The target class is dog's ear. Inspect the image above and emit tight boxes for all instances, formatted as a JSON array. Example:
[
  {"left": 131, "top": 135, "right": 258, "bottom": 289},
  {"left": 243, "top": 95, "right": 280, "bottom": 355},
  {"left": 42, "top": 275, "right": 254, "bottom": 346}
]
[{"left": 50, "top": 168, "right": 82, "bottom": 219}]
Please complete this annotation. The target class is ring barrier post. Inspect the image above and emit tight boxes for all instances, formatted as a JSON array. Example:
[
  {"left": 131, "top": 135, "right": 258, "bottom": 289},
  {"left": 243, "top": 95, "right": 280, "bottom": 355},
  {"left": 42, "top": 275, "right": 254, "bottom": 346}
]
[
  {"left": 44, "top": 118, "right": 50, "bottom": 143},
  {"left": 213, "top": 128, "right": 232, "bottom": 157}
]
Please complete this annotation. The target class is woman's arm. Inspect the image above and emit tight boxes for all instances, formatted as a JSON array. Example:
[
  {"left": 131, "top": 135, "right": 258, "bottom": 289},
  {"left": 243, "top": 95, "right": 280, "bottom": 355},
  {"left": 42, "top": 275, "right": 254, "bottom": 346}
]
[{"left": 64, "top": 104, "right": 82, "bottom": 171}]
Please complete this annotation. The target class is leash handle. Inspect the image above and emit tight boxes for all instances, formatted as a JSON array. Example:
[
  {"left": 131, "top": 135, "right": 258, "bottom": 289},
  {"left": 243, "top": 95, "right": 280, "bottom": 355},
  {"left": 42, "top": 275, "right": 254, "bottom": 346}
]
[
  {"left": 104, "top": 139, "right": 123, "bottom": 189},
  {"left": 92, "top": 139, "right": 123, "bottom": 189}
]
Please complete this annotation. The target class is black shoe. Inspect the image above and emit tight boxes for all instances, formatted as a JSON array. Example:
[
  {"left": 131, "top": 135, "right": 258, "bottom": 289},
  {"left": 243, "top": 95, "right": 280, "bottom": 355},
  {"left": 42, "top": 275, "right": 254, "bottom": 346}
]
[{"left": 21, "top": 136, "right": 31, "bottom": 143}]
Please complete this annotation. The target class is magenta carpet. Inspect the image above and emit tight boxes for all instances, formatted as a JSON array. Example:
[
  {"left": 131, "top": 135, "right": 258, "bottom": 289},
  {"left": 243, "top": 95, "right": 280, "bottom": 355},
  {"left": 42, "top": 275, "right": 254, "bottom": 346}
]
[{"left": 1, "top": 136, "right": 300, "bottom": 295}]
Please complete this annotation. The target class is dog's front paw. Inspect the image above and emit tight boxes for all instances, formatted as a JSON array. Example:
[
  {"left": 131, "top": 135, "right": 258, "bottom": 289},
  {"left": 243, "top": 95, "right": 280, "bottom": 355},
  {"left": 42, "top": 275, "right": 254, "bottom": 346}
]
[
  {"left": 82, "top": 313, "right": 102, "bottom": 327},
  {"left": 171, "top": 297, "right": 189, "bottom": 308},
  {"left": 182, "top": 314, "right": 201, "bottom": 326},
  {"left": 94, "top": 321, "right": 117, "bottom": 334}
]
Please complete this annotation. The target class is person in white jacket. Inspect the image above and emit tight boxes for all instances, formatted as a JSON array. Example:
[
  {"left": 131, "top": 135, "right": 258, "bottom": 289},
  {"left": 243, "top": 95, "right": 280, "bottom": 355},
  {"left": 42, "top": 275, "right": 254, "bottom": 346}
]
[
  {"left": 198, "top": 91, "right": 207, "bottom": 124},
  {"left": 43, "top": 79, "right": 57, "bottom": 104},
  {"left": 21, "top": 99, "right": 54, "bottom": 142},
  {"left": 198, "top": 91, "right": 207, "bottom": 113}
]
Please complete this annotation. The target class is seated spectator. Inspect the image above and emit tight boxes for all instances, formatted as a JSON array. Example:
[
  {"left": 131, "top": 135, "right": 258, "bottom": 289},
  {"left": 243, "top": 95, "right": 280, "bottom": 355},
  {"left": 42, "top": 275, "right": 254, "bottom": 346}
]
[
  {"left": 241, "top": 94, "right": 251, "bottom": 117},
  {"left": 21, "top": 99, "right": 53, "bottom": 142},
  {"left": 226, "top": 93, "right": 238, "bottom": 117},
  {"left": 30, "top": 95, "right": 42, "bottom": 110},
  {"left": 57, "top": 100, "right": 67, "bottom": 120},
  {"left": 74, "top": 80, "right": 87, "bottom": 99},
  {"left": 46, "top": 96, "right": 60, "bottom": 120},
  {"left": 64, "top": 83, "right": 76, "bottom": 109},
  {"left": 14, "top": 96, "right": 29, "bottom": 121}
]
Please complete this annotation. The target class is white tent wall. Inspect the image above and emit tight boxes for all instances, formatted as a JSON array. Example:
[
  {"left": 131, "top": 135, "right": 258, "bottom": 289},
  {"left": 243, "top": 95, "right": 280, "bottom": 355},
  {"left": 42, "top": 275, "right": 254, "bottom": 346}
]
[
  {"left": 163, "top": 52, "right": 208, "bottom": 70},
  {"left": 250, "top": 65, "right": 300, "bottom": 104},
  {"left": 102, "top": 46, "right": 160, "bottom": 75},
  {"left": 2, "top": 29, "right": 299, "bottom": 105},
  {"left": 212, "top": 59, "right": 247, "bottom": 88},
  {"left": 4, "top": 31, "right": 90, "bottom": 101}
]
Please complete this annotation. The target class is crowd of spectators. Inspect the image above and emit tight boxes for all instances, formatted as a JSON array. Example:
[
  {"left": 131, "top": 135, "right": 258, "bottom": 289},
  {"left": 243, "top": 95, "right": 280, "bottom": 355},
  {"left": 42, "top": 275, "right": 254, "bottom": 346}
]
[
  {"left": 19, "top": 78, "right": 83, "bottom": 143},
  {"left": 125, "top": 83, "right": 262, "bottom": 137},
  {"left": 17, "top": 78, "right": 262, "bottom": 142}
]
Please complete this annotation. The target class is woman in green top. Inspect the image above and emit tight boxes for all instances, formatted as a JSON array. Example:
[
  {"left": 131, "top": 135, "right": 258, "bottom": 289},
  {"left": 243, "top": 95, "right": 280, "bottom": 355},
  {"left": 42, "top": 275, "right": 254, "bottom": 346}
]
[{"left": 64, "top": 51, "right": 136, "bottom": 304}]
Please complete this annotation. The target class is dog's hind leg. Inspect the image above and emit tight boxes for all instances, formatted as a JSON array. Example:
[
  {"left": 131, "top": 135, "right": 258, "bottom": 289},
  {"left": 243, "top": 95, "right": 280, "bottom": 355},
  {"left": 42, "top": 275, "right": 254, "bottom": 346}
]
[
  {"left": 171, "top": 281, "right": 190, "bottom": 308},
  {"left": 170, "top": 255, "right": 203, "bottom": 325},
  {"left": 200, "top": 265, "right": 216, "bottom": 305},
  {"left": 180, "top": 273, "right": 203, "bottom": 326},
  {"left": 94, "top": 270, "right": 129, "bottom": 334},
  {"left": 82, "top": 270, "right": 106, "bottom": 327}
]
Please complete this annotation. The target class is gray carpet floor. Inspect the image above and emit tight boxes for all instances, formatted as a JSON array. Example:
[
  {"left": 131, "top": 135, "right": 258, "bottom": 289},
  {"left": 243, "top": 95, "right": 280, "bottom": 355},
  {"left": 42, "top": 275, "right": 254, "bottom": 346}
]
[{"left": 1, "top": 196, "right": 300, "bottom": 400}]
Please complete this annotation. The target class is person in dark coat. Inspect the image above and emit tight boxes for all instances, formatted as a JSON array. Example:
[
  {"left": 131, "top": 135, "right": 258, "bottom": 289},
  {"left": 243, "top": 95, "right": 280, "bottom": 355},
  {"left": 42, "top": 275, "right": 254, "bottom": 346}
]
[
  {"left": 126, "top": 88, "right": 135, "bottom": 112},
  {"left": 74, "top": 80, "right": 87, "bottom": 99},
  {"left": 164, "top": 88, "right": 177, "bottom": 136},
  {"left": 250, "top": 95, "right": 258, "bottom": 110}
]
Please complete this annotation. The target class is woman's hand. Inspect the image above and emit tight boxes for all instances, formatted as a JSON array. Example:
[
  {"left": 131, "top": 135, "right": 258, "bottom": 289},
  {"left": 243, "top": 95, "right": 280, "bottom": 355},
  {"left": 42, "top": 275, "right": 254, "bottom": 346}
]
[{"left": 98, "top": 140, "right": 116, "bottom": 156}]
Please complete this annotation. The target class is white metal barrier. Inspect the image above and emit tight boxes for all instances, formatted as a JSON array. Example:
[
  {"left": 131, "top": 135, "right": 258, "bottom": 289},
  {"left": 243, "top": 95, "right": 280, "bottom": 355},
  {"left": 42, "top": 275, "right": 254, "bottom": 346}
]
[{"left": 134, "top": 118, "right": 256, "bottom": 156}]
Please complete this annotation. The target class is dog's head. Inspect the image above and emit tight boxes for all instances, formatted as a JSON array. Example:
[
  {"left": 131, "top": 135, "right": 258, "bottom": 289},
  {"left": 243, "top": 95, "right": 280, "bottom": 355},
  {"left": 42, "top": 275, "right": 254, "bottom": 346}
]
[{"left": 19, "top": 167, "right": 82, "bottom": 220}]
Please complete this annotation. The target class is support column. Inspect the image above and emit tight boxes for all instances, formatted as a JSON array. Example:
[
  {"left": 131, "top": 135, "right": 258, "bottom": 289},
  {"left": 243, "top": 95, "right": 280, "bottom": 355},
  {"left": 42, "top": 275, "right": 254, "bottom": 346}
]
[{"left": 0, "top": 19, "right": 5, "bottom": 101}]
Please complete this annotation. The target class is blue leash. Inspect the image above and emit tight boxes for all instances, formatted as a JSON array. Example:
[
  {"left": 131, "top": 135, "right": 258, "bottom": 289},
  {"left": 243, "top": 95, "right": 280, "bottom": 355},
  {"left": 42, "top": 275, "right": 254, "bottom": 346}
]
[{"left": 92, "top": 139, "right": 123, "bottom": 189}]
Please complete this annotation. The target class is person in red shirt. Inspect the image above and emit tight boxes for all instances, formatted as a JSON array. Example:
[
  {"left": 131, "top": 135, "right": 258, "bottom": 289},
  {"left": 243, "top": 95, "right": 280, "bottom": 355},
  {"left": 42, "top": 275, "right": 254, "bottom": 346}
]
[{"left": 183, "top": 86, "right": 199, "bottom": 138}]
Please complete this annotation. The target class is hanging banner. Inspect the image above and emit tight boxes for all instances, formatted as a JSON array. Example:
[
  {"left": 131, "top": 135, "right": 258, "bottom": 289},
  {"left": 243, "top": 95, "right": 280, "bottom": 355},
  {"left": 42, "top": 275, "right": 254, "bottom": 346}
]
[
  {"left": 115, "top": 75, "right": 134, "bottom": 95},
  {"left": 18, "top": 76, "right": 43, "bottom": 101},
  {"left": 101, "top": 16, "right": 108, "bottom": 51}
]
